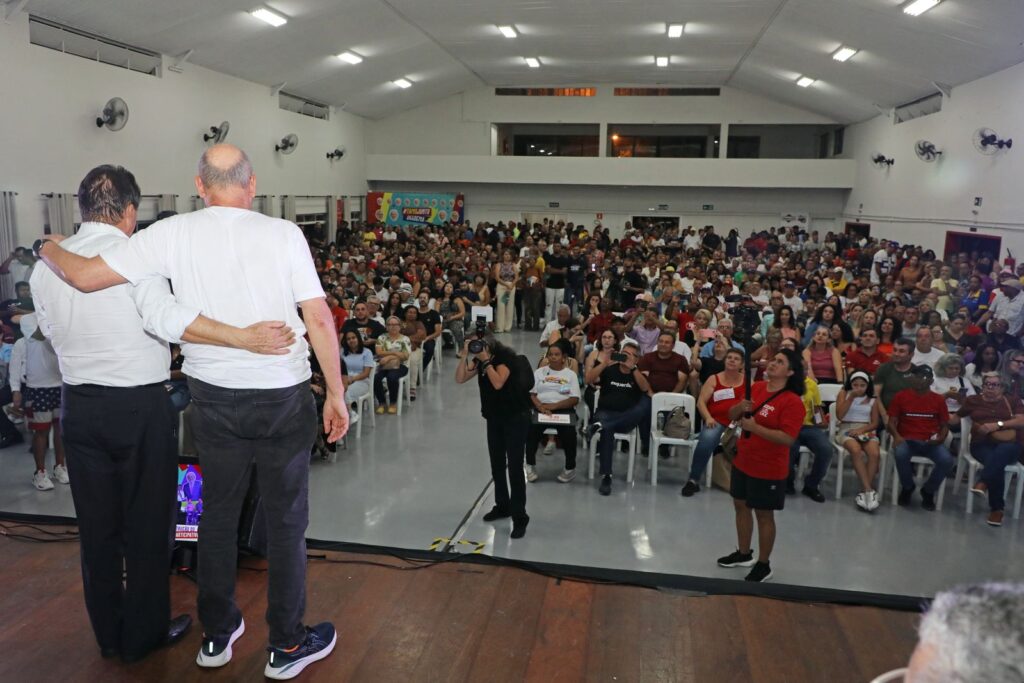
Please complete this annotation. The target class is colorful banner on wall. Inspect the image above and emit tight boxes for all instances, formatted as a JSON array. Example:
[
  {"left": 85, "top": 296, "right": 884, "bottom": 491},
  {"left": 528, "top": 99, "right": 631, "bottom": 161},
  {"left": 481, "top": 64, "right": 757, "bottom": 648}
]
[{"left": 368, "top": 192, "right": 464, "bottom": 227}]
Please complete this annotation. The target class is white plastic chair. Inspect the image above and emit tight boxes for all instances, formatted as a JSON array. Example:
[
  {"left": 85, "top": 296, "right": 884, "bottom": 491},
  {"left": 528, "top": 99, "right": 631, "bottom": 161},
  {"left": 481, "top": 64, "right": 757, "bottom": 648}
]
[
  {"left": 832, "top": 402, "right": 889, "bottom": 499},
  {"left": 868, "top": 669, "right": 906, "bottom": 683},
  {"left": 959, "top": 417, "right": 1024, "bottom": 518},
  {"left": 887, "top": 437, "right": 948, "bottom": 510},
  {"left": 649, "top": 392, "right": 704, "bottom": 487},
  {"left": 354, "top": 368, "right": 376, "bottom": 438},
  {"left": 396, "top": 373, "right": 412, "bottom": 415},
  {"left": 588, "top": 427, "right": 638, "bottom": 482}
]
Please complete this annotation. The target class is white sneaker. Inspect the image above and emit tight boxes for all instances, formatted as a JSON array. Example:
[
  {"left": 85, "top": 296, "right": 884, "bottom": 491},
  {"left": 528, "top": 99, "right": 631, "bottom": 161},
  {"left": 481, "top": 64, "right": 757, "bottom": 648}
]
[
  {"left": 867, "top": 490, "right": 880, "bottom": 511},
  {"left": 33, "top": 470, "right": 54, "bottom": 491},
  {"left": 543, "top": 440, "right": 555, "bottom": 456},
  {"left": 855, "top": 492, "right": 868, "bottom": 512},
  {"left": 557, "top": 468, "right": 576, "bottom": 483},
  {"left": 52, "top": 464, "right": 70, "bottom": 485},
  {"left": 525, "top": 465, "right": 539, "bottom": 482}
]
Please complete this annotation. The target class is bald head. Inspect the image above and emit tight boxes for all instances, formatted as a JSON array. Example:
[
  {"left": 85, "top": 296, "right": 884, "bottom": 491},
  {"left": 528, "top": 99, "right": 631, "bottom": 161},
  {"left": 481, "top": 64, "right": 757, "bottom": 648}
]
[{"left": 196, "top": 144, "right": 255, "bottom": 208}]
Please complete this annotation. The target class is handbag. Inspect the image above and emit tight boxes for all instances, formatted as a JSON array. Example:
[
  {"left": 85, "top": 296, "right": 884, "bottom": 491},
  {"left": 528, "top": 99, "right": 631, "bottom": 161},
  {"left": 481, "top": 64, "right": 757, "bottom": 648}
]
[
  {"left": 663, "top": 407, "right": 692, "bottom": 439},
  {"left": 992, "top": 398, "right": 1017, "bottom": 442}
]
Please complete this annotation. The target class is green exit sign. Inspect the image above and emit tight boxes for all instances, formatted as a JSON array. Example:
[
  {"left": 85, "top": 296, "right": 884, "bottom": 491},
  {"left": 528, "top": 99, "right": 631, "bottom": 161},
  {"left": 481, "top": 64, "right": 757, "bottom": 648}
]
[{"left": 702, "top": 204, "right": 714, "bottom": 211}]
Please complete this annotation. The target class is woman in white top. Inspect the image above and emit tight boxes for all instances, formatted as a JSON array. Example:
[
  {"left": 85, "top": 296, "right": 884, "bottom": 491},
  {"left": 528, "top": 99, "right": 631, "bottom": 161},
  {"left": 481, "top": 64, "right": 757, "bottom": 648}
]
[
  {"left": 374, "top": 317, "right": 411, "bottom": 414},
  {"left": 931, "top": 353, "right": 975, "bottom": 431},
  {"left": 341, "top": 331, "right": 375, "bottom": 409},
  {"left": 834, "top": 371, "right": 882, "bottom": 512}
]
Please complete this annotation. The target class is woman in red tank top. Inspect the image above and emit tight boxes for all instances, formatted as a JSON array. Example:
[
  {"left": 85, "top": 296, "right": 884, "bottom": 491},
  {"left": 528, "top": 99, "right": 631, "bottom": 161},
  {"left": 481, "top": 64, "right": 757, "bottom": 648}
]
[{"left": 679, "top": 348, "right": 745, "bottom": 498}]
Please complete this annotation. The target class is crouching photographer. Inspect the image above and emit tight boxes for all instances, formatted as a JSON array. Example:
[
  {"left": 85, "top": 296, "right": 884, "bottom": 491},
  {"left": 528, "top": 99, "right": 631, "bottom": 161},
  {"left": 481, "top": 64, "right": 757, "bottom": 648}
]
[{"left": 455, "top": 319, "right": 531, "bottom": 539}]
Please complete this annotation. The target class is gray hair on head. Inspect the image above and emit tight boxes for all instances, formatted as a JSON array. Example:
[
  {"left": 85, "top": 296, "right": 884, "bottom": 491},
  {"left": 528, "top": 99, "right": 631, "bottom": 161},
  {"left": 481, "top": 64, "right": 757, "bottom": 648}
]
[
  {"left": 198, "top": 147, "right": 253, "bottom": 190},
  {"left": 934, "top": 353, "right": 965, "bottom": 377},
  {"left": 980, "top": 371, "right": 1009, "bottom": 392},
  {"left": 916, "top": 582, "right": 1024, "bottom": 682}
]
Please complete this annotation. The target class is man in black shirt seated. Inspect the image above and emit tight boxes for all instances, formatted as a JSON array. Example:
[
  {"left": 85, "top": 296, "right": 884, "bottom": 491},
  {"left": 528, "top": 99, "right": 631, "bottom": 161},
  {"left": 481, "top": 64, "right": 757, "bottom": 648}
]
[
  {"left": 340, "top": 301, "right": 385, "bottom": 343},
  {"left": 584, "top": 340, "right": 653, "bottom": 496}
]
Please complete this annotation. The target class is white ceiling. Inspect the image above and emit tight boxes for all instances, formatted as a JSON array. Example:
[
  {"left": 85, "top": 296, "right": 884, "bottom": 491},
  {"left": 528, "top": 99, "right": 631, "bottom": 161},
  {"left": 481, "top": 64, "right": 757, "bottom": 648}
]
[{"left": 23, "top": 0, "right": 1024, "bottom": 121}]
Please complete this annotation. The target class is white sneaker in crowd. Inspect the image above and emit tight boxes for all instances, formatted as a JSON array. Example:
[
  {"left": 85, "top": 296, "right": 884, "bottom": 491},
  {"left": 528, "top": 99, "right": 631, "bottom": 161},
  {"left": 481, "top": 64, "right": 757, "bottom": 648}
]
[
  {"left": 543, "top": 440, "right": 555, "bottom": 456},
  {"left": 557, "top": 469, "right": 576, "bottom": 483},
  {"left": 52, "top": 464, "right": 70, "bottom": 485},
  {"left": 33, "top": 470, "right": 54, "bottom": 491},
  {"left": 867, "top": 490, "right": 880, "bottom": 511},
  {"left": 525, "top": 465, "right": 539, "bottom": 482}
]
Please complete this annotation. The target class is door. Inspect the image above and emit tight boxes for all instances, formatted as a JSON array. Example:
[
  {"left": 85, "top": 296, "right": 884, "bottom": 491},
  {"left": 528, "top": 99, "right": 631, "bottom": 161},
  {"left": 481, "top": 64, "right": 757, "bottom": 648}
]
[{"left": 943, "top": 231, "right": 1001, "bottom": 263}]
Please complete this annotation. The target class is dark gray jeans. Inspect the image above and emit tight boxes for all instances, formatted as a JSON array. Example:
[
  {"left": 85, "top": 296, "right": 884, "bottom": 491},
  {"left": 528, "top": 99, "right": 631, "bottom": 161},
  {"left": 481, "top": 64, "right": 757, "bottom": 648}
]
[{"left": 189, "top": 377, "right": 316, "bottom": 649}]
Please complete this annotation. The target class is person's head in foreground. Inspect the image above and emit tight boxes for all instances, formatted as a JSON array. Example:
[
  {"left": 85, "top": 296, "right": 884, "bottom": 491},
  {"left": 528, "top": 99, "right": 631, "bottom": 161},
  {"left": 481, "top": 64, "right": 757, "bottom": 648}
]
[{"left": 897, "top": 582, "right": 1024, "bottom": 683}]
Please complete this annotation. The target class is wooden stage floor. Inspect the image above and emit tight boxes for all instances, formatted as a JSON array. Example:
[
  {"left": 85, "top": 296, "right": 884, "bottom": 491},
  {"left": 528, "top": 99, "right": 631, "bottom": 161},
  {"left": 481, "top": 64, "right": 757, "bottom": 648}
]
[{"left": 0, "top": 531, "right": 919, "bottom": 682}]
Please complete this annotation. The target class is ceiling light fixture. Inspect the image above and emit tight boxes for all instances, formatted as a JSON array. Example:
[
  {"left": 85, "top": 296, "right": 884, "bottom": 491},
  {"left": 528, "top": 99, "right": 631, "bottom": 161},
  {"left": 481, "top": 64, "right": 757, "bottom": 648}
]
[
  {"left": 656, "top": 56, "right": 669, "bottom": 67},
  {"left": 393, "top": 78, "right": 412, "bottom": 89},
  {"left": 832, "top": 46, "right": 858, "bottom": 62},
  {"left": 337, "top": 51, "right": 363, "bottom": 64},
  {"left": 796, "top": 76, "right": 815, "bottom": 87},
  {"left": 903, "top": 0, "right": 941, "bottom": 16},
  {"left": 250, "top": 8, "right": 287, "bottom": 27},
  {"left": 497, "top": 25, "right": 517, "bottom": 38},
  {"left": 667, "top": 23, "right": 684, "bottom": 38},
  {"left": 525, "top": 57, "right": 540, "bottom": 68}
]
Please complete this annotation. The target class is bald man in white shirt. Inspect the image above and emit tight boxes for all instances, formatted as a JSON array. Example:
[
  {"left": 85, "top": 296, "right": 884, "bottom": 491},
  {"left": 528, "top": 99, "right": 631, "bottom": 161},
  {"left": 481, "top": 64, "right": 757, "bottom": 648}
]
[
  {"left": 31, "top": 164, "right": 295, "bottom": 664},
  {"left": 36, "top": 146, "right": 345, "bottom": 679}
]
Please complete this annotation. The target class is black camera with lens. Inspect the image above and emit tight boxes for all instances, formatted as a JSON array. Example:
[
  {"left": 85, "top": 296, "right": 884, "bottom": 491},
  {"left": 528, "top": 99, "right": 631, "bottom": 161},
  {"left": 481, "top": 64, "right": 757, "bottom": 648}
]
[{"left": 468, "top": 316, "right": 488, "bottom": 354}]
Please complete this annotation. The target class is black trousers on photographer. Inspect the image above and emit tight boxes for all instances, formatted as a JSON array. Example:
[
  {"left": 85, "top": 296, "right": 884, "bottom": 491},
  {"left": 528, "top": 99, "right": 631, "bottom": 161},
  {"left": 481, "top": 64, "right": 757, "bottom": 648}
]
[{"left": 486, "top": 410, "right": 530, "bottom": 521}]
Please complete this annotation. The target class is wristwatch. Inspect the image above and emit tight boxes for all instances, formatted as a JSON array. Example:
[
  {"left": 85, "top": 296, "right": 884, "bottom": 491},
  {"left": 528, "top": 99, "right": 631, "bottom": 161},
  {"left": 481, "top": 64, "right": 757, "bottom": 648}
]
[{"left": 32, "top": 238, "right": 46, "bottom": 259}]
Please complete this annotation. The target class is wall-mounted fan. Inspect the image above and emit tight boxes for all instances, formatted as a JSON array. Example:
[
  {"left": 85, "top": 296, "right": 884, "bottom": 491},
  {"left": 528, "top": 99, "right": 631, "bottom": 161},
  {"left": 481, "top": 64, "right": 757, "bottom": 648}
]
[
  {"left": 914, "top": 140, "right": 942, "bottom": 162},
  {"left": 203, "top": 121, "right": 230, "bottom": 143},
  {"left": 974, "top": 128, "right": 1013, "bottom": 155},
  {"left": 275, "top": 134, "right": 299, "bottom": 154},
  {"left": 871, "top": 153, "right": 894, "bottom": 167},
  {"left": 326, "top": 147, "right": 346, "bottom": 160},
  {"left": 95, "top": 97, "right": 129, "bottom": 131}
]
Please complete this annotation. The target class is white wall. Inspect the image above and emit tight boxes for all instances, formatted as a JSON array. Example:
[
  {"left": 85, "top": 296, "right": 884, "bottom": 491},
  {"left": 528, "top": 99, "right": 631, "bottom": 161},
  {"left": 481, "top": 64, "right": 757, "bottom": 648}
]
[
  {"left": 0, "top": 14, "right": 367, "bottom": 244},
  {"left": 843, "top": 59, "right": 1024, "bottom": 258},
  {"left": 367, "top": 86, "right": 837, "bottom": 156},
  {"left": 366, "top": 155, "right": 856, "bottom": 189},
  {"left": 370, "top": 182, "right": 847, "bottom": 239}
]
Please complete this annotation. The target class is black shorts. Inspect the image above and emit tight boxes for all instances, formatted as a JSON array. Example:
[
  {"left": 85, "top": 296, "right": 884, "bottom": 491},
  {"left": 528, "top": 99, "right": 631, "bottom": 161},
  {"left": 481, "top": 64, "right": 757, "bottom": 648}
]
[{"left": 730, "top": 467, "right": 786, "bottom": 511}]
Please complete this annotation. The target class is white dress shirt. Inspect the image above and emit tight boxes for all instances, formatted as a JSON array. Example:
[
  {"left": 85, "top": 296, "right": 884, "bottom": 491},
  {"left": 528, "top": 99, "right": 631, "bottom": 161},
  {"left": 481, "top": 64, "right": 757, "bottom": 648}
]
[
  {"left": 101, "top": 207, "right": 325, "bottom": 389},
  {"left": 32, "top": 222, "right": 201, "bottom": 387}
]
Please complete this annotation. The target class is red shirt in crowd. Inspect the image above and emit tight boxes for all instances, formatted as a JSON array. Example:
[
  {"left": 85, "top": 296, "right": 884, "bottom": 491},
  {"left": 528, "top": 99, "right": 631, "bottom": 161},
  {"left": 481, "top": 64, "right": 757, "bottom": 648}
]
[
  {"left": 586, "top": 312, "right": 614, "bottom": 343},
  {"left": 888, "top": 389, "right": 949, "bottom": 441},
  {"left": 331, "top": 305, "right": 348, "bottom": 332},
  {"left": 845, "top": 348, "right": 890, "bottom": 375},
  {"left": 733, "top": 381, "right": 805, "bottom": 480}
]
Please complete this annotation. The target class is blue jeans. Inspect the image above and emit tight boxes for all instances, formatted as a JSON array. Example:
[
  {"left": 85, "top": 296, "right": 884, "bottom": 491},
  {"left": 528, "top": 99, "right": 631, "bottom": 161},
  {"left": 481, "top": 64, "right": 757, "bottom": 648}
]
[
  {"left": 894, "top": 440, "right": 955, "bottom": 496},
  {"left": 374, "top": 366, "right": 408, "bottom": 405},
  {"left": 688, "top": 423, "right": 725, "bottom": 482},
  {"left": 788, "top": 426, "right": 834, "bottom": 489},
  {"left": 973, "top": 442, "right": 1021, "bottom": 512},
  {"left": 595, "top": 396, "right": 651, "bottom": 476}
]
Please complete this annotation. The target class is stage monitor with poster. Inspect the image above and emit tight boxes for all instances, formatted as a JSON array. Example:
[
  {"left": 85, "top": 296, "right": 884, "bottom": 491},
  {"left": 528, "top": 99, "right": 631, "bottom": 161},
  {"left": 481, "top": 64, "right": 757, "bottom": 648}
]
[
  {"left": 175, "top": 457, "right": 203, "bottom": 542},
  {"left": 368, "top": 192, "right": 464, "bottom": 227}
]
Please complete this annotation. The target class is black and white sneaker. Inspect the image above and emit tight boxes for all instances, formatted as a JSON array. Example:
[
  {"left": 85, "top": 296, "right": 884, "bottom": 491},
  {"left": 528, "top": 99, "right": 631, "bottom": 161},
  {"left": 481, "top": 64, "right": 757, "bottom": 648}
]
[
  {"left": 744, "top": 561, "right": 773, "bottom": 582},
  {"left": 265, "top": 622, "right": 337, "bottom": 680},
  {"left": 716, "top": 549, "right": 755, "bottom": 568},
  {"left": 587, "top": 421, "right": 603, "bottom": 440},
  {"left": 196, "top": 617, "right": 245, "bottom": 668}
]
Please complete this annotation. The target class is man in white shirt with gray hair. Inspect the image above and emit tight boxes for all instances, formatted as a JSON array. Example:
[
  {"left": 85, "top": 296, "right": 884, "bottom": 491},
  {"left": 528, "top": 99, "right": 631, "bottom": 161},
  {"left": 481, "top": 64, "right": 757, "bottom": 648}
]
[
  {"left": 36, "top": 145, "right": 347, "bottom": 680},
  {"left": 31, "top": 163, "right": 297, "bottom": 665}
]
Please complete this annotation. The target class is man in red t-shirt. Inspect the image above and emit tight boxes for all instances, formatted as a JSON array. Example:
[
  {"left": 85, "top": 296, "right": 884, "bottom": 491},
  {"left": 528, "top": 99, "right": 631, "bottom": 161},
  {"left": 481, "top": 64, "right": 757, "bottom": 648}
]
[
  {"left": 888, "top": 365, "right": 954, "bottom": 511},
  {"left": 845, "top": 328, "right": 889, "bottom": 375}
]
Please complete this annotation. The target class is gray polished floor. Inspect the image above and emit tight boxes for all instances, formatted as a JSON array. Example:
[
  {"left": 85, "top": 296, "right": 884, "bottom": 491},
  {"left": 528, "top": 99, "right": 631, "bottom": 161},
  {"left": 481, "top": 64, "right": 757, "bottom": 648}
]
[{"left": 2, "top": 329, "right": 1022, "bottom": 599}]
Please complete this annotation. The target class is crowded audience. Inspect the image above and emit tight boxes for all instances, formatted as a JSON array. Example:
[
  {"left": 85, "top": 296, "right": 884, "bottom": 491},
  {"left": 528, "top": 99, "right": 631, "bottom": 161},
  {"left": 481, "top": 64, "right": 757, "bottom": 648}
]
[{"left": 7, "top": 216, "right": 1024, "bottom": 533}]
